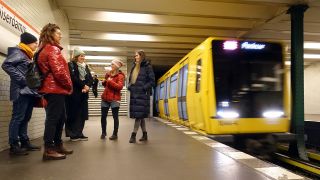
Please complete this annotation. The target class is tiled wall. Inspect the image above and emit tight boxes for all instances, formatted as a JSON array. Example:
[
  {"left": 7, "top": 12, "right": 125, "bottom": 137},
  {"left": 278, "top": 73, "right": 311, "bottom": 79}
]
[
  {"left": 0, "top": 0, "right": 70, "bottom": 151},
  {"left": 304, "top": 62, "right": 320, "bottom": 114}
]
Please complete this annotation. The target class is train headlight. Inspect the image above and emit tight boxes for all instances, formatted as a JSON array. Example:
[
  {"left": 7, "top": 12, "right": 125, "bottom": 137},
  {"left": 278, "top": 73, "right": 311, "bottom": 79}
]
[
  {"left": 217, "top": 110, "right": 239, "bottom": 119},
  {"left": 262, "top": 110, "right": 284, "bottom": 118}
]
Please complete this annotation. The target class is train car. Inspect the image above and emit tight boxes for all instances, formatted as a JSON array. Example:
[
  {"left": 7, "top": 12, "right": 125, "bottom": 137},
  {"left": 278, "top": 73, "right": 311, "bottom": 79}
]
[{"left": 156, "top": 37, "right": 290, "bottom": 140}]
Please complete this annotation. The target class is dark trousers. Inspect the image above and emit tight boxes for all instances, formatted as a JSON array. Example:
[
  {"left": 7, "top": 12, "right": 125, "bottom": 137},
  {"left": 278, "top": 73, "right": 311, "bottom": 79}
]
[
  {"left": 43, "top": 94, "right": 66, "bottom": 146},
  {"left": 101, "top": 106, "right": 119, "bottom": 135},
  {"left": 92, "top": 87, "right": 98, "bottom": 98},
  {"left": 65, "top": 114, "right": 85, "bottom": 138},
  {"left": 9, "top": 95, "right": 35, "bottom": 145}
]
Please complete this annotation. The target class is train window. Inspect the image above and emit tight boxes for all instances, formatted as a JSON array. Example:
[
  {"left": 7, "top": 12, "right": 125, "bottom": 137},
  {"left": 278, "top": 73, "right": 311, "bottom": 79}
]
[
  {"left": 159, "top": 82, "right": 165, "bottom": 100},
  {"left": 169, "top": 72, "right": 178, "bottom": 98},
  {"left": 212, "top": 40, "right": 284, "bottom": 118},
  {"left": 196, "top": 59, "right": 202, "bottom": 93}
]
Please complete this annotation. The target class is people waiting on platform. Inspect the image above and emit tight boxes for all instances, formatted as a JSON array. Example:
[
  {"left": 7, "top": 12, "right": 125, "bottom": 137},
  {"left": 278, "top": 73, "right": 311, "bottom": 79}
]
[
  {"left": 92, "top": 75, "right": 99, "bottom": 98},
  {"left": 65, "top": 47, "right": 93, "bottom": 141},
  {"left": 1, "top": 32, "right": 41, "bottom": 155},
  {"left": 127, "top": 50, "right": 155, "bottom": 143},
  {"left": 100, "top": 59, "right": 125, "bottom": 140},
  {"left": 37, "top": 23, "right": 73, "bottom": 160}
]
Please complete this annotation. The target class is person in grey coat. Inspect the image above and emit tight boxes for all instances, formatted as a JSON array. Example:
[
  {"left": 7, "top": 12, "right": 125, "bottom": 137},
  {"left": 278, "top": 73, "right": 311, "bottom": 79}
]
[
  {"left": 1, "top": 32, "right": 41, "bottom": 155},
  {"left": 127, "top": 50, "right": 155, "bottom": 143}
]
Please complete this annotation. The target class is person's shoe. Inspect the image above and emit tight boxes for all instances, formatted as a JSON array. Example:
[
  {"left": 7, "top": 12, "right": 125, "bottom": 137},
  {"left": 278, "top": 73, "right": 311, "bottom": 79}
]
[
  {"left": 9, "top": 144, "right": 28, "bottom": 156},
  {"left": 100, "top": 133, "right": 106, "bottom": 139},
  {"left": 55, "top": 143, "right": 73, "bottom": 155},
  {"left": 109, "top": 134, "right": 118, "bottom": 140},
  {"left": 70, "top": 137, "right": 80, "bottom": 142},
  {"left": 43, "top": 146, "right": 66, "bottom": 160},
  {"left": 129, "top": 132, "right": 136, "bottom": 143},
  {"left": 21, "top": 140, "right": 41, "bottom": 151},
  {"left": 79, "top": 135, "right": 88, "bottom": 141},
  {"left": 139, "top": 132, "right": 148, "bottom": 142}
]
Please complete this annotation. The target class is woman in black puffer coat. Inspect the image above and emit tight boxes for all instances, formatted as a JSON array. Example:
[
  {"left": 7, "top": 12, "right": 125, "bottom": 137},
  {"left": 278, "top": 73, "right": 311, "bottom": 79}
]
[{"left": 128, "top": 50, "right": 155, "bottom": 143}]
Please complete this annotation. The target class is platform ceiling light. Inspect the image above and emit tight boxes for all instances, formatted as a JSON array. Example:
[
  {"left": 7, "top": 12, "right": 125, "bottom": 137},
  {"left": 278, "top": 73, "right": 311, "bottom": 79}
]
[
  {"left": 98, "top": 11, "right": 157, "bottom": 24},
  {"left": 104, "top": 33, "right": 155, "bottom": 42},
  {"left": 71, "top": 46, "right": 118, "bottom": 52},
  {"left": 304, "top": 42, "right": 320, "bottom": 50},
  {"left": 86, "top": 62, "right": 111, "bottom": 65},
  {"left": 86, "top": 55, "right": 123, "bottom": 60},
  {"left": 304, "top": 54, "right": 320, "bottom": 59}
]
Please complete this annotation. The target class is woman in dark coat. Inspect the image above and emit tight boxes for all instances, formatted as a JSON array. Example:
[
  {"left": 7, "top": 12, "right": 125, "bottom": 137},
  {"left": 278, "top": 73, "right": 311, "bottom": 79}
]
[
  {"left": 65, "top": 47, "right": 93, "bottom": 141},
  {"left": 128, "top": 50, "right": 155, "bottom": 143}
]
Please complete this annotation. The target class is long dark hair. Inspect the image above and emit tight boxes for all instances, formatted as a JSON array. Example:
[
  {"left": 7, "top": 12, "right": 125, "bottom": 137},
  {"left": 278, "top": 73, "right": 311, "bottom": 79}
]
[
  {"left": 39, "top": 23, "right": 60, "bottom": 46},
  {"left": 136, "top": 50, "right": 146, "bottom": 61}
]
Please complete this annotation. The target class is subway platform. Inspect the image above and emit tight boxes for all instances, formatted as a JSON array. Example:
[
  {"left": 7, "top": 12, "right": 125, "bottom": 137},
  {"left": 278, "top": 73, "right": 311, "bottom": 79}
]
[{"left": 0, "top": 117, "right": 307, "bottom": 180}]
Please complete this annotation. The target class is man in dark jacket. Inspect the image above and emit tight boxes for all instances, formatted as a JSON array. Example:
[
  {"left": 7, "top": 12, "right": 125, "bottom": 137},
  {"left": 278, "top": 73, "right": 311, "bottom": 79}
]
[
  {"left": 92, "top": 75, "right": 99, "bottom": 98},
  {"left": 1, "top": 32, "right": 41, "bottom": 155}
]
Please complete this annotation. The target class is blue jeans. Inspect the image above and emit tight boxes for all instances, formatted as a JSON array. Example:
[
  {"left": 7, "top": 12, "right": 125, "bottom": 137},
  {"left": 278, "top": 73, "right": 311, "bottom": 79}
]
[{"left": 9, "top": 95, "right": 35, "bottom": 145}]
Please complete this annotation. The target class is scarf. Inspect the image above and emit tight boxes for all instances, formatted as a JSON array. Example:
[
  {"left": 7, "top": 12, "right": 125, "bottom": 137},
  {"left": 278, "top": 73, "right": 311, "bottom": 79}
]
[
  {"left": 130, "top": 61, "right": 141, "bottom": 84},
  {"left": 18, "top": 43, "right": 34, "bottom": 59},
  {"left": 77, "top": 62, "right": 87, "bottom": 80}
]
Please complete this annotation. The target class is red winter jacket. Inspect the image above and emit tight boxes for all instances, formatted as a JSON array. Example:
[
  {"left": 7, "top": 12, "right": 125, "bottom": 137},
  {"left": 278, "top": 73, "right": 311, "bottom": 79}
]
[
  {"left": 101, "top": 71, "right": 125, "bottom": 102},
  {"left": 37, "top": 43, "right": 72, "bottom": 95}
]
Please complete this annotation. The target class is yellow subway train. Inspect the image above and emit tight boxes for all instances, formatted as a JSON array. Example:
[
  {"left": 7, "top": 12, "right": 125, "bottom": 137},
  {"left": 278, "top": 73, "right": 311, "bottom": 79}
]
[{"left": 155, "top": 37, "right": 290, "bottom": 138}]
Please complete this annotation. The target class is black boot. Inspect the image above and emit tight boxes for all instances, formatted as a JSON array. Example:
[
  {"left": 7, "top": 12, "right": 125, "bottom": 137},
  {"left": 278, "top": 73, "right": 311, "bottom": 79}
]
[
  {"left": 109, "top": 131, "right": 118, "bottom": 140},
  {"left": 139, "top": 132, "right": 148, "bottom": 141},
  {"left": 100, "top": 133, "right": 106, "bottom": 139},
  {"left": 9, "top": 143, "right": 28, "bottom": 156},
  {"left": 21, "top": 140, "right": 41, "bottom": 151},
  {"left": 129, "top": 132, "right": 136, "bottom": 143}
]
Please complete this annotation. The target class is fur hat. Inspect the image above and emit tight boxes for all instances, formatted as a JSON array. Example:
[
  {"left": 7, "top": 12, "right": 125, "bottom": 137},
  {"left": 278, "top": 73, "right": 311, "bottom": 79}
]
[
  {"left": 111, "top": 59, "right": 124, "bottom": 68},
  {"left": 73, "top": 47, "right": 85, "bottom": 58},
  {"left": 20, "top": 32, "right": 37, "bottom": 44}
]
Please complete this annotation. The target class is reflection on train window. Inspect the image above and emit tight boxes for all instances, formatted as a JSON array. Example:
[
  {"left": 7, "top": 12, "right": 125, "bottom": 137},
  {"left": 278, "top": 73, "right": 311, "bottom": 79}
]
[
  {"left": 159, "top": 82, "right": 165, "bottom": 100},
  {"left": 196, "top": 59, "right": 202, "bottom": 93},
  {"left": 170, "top": 72, "right": 178, "bottom": 98},
  {"left": 212, "top": 40, "right": 284, "bottom": 118}
]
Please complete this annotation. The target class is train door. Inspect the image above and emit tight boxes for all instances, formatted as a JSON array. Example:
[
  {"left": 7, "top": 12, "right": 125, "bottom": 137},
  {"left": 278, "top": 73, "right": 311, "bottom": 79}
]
[
  {"left": 192, "top": 58, "right": 205, "bottom": 130},
  {"left": 164, "top": 78, "right": 170, "bottom": 118},
  {"left": 178, "top": 64, "right": 189, "bottom": 121},
  {"left": 158, "top": 81, "right": 165, "bottom": 119},
  {"left": 155, "top": 85, "right": 160, "bottom": 115}
]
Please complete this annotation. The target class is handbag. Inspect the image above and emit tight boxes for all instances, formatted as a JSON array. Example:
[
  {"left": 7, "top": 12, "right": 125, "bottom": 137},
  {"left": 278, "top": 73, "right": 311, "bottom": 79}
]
[{"left": 34, "top": 96, "right": 48, "bottom": 108}]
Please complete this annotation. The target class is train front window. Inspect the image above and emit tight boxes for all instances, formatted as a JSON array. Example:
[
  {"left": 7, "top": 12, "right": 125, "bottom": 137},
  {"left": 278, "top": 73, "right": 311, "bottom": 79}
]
[{"left": 212, "top": 40, "right": 284, "bottom": 118}]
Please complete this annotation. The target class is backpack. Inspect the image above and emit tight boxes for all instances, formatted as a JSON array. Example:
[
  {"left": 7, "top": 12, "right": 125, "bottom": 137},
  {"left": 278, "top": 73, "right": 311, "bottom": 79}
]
[{"left": 26, "top": 48, "right": 44, "bottom": 89}]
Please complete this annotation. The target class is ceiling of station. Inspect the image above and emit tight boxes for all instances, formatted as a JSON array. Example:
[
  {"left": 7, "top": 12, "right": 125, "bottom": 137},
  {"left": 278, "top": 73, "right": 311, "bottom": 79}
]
[{"left": 56, "top": 0, "right": 320, "bottom": 78}]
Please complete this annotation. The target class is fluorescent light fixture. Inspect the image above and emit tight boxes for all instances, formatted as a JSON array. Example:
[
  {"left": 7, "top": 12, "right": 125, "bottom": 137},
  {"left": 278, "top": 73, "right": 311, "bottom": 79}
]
[
  {"left": 263, "top": 110, "right": 284, "bottom": 118},
  {"left": 304, "top": 42, "right": 320, "bottom": 49},
  {"left": 285, "top": 61, "right": 291, "bottom": 66},
  {"left": 104, "top": 33, "right": 154, "bottom": 41},
  {"left": 90, "top": 71, "right": 95, "bottom": 74},
  {"left": 71, "top": 46, "right": 118, "bottom": 52},
  {"left": 86, "top": 56, "right": 121, "bottom": 60},
  {"left": 86, "top": 62, "right": 111, "bottom": 65},
  {"left": 304, "top": 54, "right": 320, "bottom": 59},
  {"left": 97, "top": 11, "right": 157, "bottom": 24},
  {"left": 217, "top": 110, "right": 239, "bottom": 119}
]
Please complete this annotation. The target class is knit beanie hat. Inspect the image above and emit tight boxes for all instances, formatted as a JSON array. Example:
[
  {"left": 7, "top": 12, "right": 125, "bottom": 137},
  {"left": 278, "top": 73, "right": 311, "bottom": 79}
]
[
  {"left": 20, "top": 32, "right": 37, "bottom": 44},
  {"left": 111, "top": 59, "right": 124, "bottom": 68},
  {"left": 73, "top": 47, "right": 85, "bottom": 58}
]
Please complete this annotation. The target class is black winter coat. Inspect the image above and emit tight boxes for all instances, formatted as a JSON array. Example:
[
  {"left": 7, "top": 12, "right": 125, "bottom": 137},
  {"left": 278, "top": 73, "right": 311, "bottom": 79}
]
[
  {"left": 66, "top": 61, "right": 93, "bottom": 121},
  {"left": 128, "top": 60, "right": 155, "bottom": 119}
]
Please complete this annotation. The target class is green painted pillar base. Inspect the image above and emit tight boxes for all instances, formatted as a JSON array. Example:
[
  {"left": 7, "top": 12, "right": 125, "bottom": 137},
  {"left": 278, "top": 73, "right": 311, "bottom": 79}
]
[{"left": 287, "top": 4, "right": 309, "bottom": 161}]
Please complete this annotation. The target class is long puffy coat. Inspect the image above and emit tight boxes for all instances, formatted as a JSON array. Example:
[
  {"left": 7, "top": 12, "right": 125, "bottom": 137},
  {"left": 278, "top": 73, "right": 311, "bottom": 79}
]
[
  {"left": 66, "top": 61, "right": 93, "bottom": 121},
  {"left": 128, "top": 60, "right": 155, "bottom": 119},
  {"left": 101, "top": 71, "right": 125, "bottom": 102},
  {"left": 1, "top": 47, "right": 39, "bottom": 101},
  {"left": 37, "top": 43, "right": 72, "bottom": 95}
]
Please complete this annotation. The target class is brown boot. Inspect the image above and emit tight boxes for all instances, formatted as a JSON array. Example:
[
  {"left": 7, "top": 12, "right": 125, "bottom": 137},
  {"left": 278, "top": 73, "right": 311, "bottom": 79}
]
[
  {"left": 55, "top": 143, "right": 73, "bottom": 155},
  {"left": 43, "top": 146, "right": 66, "bottom": 161}
]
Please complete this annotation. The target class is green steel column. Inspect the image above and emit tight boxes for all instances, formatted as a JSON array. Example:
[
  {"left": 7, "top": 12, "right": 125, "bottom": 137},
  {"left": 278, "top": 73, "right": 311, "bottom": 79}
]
[{"left": 287, "top": 4, "right": 309, "bottom": 160}]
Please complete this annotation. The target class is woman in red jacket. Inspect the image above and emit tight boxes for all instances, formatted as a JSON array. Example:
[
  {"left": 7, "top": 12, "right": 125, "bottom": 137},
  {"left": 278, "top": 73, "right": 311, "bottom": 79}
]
[
  {"left": 37, "top": 23, "right": 73, "bottom": 160},
  {"left": 100, "top": 59, "right": 125, "bottom": 140}
]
